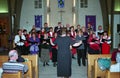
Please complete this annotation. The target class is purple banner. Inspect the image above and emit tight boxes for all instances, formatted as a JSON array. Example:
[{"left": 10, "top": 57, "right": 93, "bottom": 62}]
[
  {"left": 35, "top": 15, "right": 42, "bottom": 30},
  {"left": 86, "top": 15, "right": 96, "bottom": 31}
]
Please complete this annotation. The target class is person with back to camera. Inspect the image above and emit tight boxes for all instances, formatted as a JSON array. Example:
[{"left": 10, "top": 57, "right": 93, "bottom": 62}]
[
  {"left": 2, "top": 50, "right": 28, "bottom": 74},
  {"left": 50, "top": 27, "right": 82, "bottom": 78}
]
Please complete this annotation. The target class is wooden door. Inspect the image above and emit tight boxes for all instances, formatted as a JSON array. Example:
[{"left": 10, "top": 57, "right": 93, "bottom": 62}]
[{"left": 0, "top": 16, "right": 10, "bottom": 48}]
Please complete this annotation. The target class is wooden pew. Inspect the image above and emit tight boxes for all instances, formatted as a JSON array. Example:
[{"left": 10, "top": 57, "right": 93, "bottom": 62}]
[
  {"left": 87, "top": 54, "right": 111, "bottom": 78},
  {"left": 106, "top": 70, "right": 120, "bottom": 78},
  {"left": 0, "top": 56, "right": 8, "bottom": 67},
  {"left": 22, "top": 55, "right": 39, "bottom": 78},
  {"left": 23, "top": 61, "right": 32, "bottom": 78},
  {"left": 2, "top": 71, "right": 22, "bottom": 78},
  {"left": 13, "top": 42, "right": 16, "bottom": 48},
  {"left": 93, "top": 59, "right": 116, "bottom": 78}
]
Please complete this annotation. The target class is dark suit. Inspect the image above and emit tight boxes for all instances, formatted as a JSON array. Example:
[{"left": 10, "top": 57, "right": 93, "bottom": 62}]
[{"left": 54, "top": 26, "right": 62, "bottom": 36}]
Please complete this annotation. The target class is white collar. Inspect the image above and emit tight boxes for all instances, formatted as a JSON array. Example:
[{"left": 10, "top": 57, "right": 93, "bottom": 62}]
[{"left": 61, "top": 34, "right": 66, "bottom": 37}]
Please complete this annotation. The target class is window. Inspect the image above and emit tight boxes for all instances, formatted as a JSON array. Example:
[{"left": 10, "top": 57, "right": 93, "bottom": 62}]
[
  {"left": 0, "top": 0, "right": 8, "bottom": 13},
  {"left": 34, "top": 0, "right": 42, "bottom": 9},
  {"left": 80, "top": 0, "right": 88, "bottom": 8},
  {"left": 114, "top": 0, "right": 120, "bottom": 11},
  {"left": 58, "top": 0, "right": 65, "bottom": 8}
]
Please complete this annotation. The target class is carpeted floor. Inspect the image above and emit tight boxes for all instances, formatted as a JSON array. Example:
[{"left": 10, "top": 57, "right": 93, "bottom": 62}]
[{"left": 39, "top": 55, "right": 87, "bottom": 78}]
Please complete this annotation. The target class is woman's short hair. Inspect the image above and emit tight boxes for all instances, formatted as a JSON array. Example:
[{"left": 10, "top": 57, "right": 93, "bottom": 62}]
[{"left": 61, "top": 27, "right": 67, "bottom": 35}]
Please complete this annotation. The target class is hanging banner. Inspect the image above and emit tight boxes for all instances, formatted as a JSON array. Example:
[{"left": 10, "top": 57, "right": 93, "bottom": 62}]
[
  {"left": 58, "top": 0, "right": 64, "bottom": 8},
  {"left": 86, "top": 15, "right": 96, "bottom": 31},
  {"left": 35, "top": 15, "right": 42, "bottom": 31}
]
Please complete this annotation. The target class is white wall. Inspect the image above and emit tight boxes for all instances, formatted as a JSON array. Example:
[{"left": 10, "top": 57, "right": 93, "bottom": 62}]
[
  {"left": 20, "top": 0, "right": 103, "bottom": 31},
  {"left": 20, "top": 0, "right": 44, "bottom": 32},
  {"left": 49, "top": 0, "right": 73, "bottom": 27},
  {"left": 78, "top": 0, "right": 103, "bottom": 31},
  {"left": 113, "top": 14, "right": 120, "bottom": 48}
]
